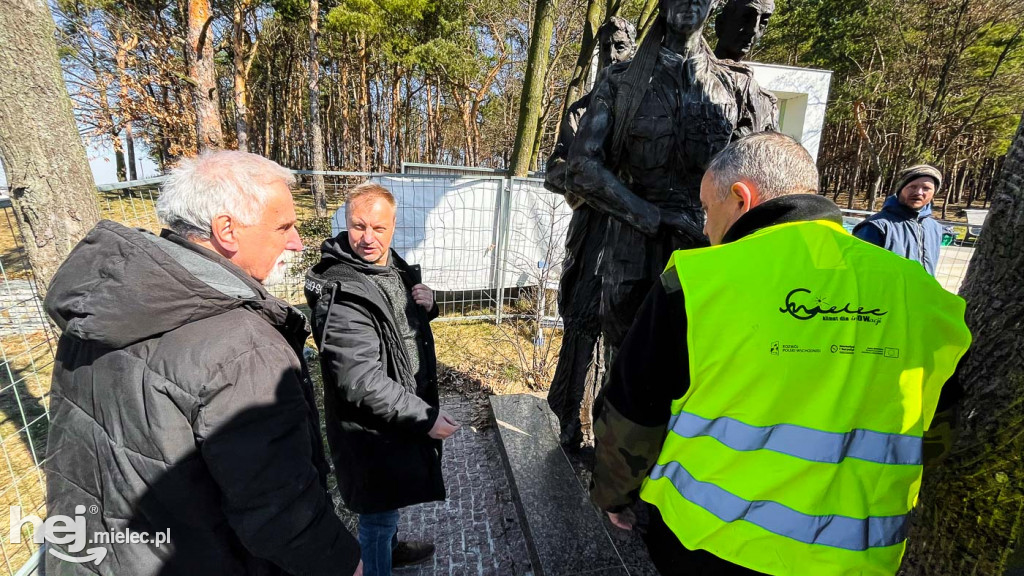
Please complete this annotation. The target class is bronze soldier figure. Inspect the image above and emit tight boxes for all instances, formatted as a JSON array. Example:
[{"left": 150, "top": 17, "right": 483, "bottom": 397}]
[
  {"left": 565, "top": 0, "right": 778, "bottom": 366},
  {"left": 714, "top": 0, "right": 775, "bottom": 62},
  {"left": 545, "top": 17, "right": 637, "bottom": 448}
]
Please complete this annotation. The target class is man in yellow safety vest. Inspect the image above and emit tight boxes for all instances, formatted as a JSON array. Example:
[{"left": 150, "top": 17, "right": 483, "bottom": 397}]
[{"left": 589, "top": 132, "right": 971, "bottom": 576}]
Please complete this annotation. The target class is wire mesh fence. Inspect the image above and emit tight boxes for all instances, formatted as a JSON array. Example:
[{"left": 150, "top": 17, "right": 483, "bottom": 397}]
[
  {"left": 498, "top": 177, "right": 572, "bottom": 324},
  {"left": 96, "top": 178, "right": 164, "bottom": 232},
  {"left": 0, "top": 199, "right": 55, "bottom": 575},
  {"left": 0, "top": 171, "right": 990, "bottom": 576}
]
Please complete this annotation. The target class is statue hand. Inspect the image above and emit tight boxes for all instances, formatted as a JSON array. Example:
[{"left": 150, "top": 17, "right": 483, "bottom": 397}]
[
  {"left": 564, "top": 191, "right": 586, "bottom": 210},
  {"left": 659, "top": 211, "right": 709, "bottom": 246}
]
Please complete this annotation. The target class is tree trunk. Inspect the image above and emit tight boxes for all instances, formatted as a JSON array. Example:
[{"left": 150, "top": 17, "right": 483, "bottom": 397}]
[
  {"left": 340, "top": 51, "right": 350, "bottom": 169},
  {"left": 560, "top": 0, "right": 602, "bottom": 124},
  {"left": 125, "top": 123, "right": 137, "bottom": 180},
  {"left": 605, "top": 0, "right": 623, "bottom": 18},
  {"left": 308, "top": 0, "right": 327, "bottom": 217},
  {"left": 424, "top": 79, "right": 434, "bottom": 162},
  {"left": 636, "top": 0, "right": 659, "bottom": 46},
  {"left": 509, "top": 0, "right": 557, "bottom": 176},
  {"left": 358, "top": 34, "right": 369, "bottom": 171},
  {"left": 263, "top": 70, "right": 273, "bottom": 157},
  {"left": 390, "top": 65, "right": 401, "bottom": 171},
  {"left": 530, "top": 113, "right": 546, "bottom": 173},
  {"left": 372, "top": 84, "right": 383, "bottom": 169},
  {"left": 232, "top": 1, "right": 250, "bottom": 152},
  {"left": 114, "top": 134, "right": 128, "bottom": 181},
  {"left": 0, "top": 0, "right": 101, "bottom": 292},
  {"left": 187, "top": 0, "right": 224, "bottom": 151},
  {"left": 903, "top": 112, "right": 1024, "bottom": 576}
]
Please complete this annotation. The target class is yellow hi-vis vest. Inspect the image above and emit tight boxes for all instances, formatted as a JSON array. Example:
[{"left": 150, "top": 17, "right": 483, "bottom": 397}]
[{"left": 639, "top": 219, "right": 971, "bottom": 576}]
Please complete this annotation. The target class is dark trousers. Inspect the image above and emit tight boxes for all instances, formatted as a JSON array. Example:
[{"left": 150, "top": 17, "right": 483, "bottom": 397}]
[{"left": 642, "top": 504, "right": 766, "bottom": 576}]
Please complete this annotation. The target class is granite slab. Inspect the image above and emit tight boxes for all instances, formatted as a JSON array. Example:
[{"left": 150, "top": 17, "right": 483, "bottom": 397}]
[{"left": 491, "top": 394, "right": 626, "bottom": 576}]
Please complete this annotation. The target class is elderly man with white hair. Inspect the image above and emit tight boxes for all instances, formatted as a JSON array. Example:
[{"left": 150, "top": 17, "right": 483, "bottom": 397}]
[{"left": 43, "top": 151, "right": 363, "bottom": 576}]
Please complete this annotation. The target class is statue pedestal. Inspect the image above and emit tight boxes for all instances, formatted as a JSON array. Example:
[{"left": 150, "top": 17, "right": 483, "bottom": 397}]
[
  {"left": 749, "top": 63, "right": 833, "bottom": 160},
  {"left": 490, "top": 394, "right": 657, "bottom": 576}
]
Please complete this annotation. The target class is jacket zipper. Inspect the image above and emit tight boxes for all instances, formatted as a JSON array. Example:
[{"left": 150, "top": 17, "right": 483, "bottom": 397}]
[{"left": 917, "top": 219, "right": 925, "bottom": 267}]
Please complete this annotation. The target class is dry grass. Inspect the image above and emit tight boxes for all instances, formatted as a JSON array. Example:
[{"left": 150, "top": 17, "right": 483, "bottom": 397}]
[
  {"left": 93, "top": 184, "right": 337, "bottom": 231},
  {"left": 97, "top": 188, "right": 162, "bottom": 232},
  {"left": 0, "top": 212, "right": 32, "bottom": 282},
  {"left": 433, "top": 319, "right": 562, "bottom": 396}
]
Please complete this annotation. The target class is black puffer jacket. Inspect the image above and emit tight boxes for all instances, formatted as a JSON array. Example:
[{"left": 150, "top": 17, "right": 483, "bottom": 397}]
[
  {"left": 44, "top": 221, "right": 360, "bottom": 576},
  {"left": 304, "top": 233, "right": 445, "bottom": 514}
]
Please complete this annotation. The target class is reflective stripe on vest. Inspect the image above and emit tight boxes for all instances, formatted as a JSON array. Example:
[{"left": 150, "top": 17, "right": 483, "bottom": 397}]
[
  {"left": 668, "top": 411, "right": 923, "bottom": 466},
  {"left": 649, "top": 461, "right": 909, "bottom": 551},
  {"left": 640, "top": 219, "right": 972, "bottom": 576}
]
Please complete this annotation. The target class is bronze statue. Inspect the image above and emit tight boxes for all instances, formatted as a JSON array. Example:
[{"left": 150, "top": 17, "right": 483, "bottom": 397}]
[
  {"left": 714, "top": 0, "right": 775, "bottom": 61},
  {"left": 545, "top": 17, "right": 636, "bottom": 448},
  {"left": 565, "top": 0, "right": 778, "bottom": 365},
  {"left": 547, "top": 17, "right": 638, "bottom": 203}
]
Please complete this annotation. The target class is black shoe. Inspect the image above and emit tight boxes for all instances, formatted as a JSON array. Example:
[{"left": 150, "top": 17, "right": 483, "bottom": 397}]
[{"left": 392, "top": 541, "right": 435, "bottom": 568}]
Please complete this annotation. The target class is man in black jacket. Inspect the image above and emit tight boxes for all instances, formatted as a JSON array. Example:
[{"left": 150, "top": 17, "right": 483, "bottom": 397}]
[
  {"left": 305, "top": 182, "right": 460, "bottom": 576},
  {"left": 43, "top": 151, "right": 362, "bottom": 575}
]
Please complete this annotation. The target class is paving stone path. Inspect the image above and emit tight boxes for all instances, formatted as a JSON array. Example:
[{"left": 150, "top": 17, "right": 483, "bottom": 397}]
[{"left": 332, "top": 393, "right": 535, "bottom": 576}]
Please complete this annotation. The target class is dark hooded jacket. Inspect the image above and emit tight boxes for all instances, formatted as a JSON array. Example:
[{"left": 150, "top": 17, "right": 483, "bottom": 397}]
[
  {"left": 303, "top": 233, "right": 444, "bottom": 515},
  {"left": 852, "top": 195, "right": 942, "bottom": 276},
  {"left": 43, "top": 220, "right": 360, "bottom": 576}
]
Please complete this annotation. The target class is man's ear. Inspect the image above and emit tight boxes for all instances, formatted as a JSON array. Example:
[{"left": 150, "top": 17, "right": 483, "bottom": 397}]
[
  {"left": 730, "top": 180, "right": 759, "bottom": 214},
  {"left": 209, "top": 214, "right": 241, "bottom": 255}
]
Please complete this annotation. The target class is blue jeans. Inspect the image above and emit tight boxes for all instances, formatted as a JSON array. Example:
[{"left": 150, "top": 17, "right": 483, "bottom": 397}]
[{"left": 358, "top": 510, "right": 400, "bottom": 576}]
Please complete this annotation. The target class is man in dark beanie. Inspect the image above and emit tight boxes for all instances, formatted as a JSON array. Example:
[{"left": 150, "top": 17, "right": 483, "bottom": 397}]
[{"left": 854, "top": 164, "right": 944, "bottom": 276}]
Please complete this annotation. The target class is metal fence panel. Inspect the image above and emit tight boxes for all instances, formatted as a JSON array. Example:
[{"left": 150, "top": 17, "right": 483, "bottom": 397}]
[{"left": 499, "top": 178, "right": 573, "bottom": 322}]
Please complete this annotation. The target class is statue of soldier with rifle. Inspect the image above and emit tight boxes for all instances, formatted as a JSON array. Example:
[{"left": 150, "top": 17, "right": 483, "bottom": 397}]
[{"left": 562, "top": 0, "right": 778, "bottom": 405}]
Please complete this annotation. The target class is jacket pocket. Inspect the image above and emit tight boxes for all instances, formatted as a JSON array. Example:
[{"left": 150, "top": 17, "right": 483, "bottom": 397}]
[{"left": 627, "top": 116, "right": 674, "bottom": 171}]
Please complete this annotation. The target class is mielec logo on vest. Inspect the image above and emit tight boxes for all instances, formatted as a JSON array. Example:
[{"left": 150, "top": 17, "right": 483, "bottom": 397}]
[
  {"left": 773, "top": 287, "right": 894, "bottom": 358},
  {"left": 780, "top": 288, "right": 888, "bottom": 325}
]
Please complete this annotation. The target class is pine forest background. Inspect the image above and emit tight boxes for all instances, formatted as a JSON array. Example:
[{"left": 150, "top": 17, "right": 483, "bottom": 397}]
[{"left": 55, "top": 0, "right": 1024, "bottom": 216}]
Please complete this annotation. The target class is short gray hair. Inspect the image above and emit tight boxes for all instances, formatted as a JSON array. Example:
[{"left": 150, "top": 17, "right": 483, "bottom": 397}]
[
  {"left": 706, "top": 132, "right": 819, "bottom": 201},
  {"left": 156, "top": 151, "right": 295, "bottom": 240}
]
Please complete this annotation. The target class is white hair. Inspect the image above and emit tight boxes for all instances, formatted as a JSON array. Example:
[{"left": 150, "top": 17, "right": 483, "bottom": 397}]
[
  {"left": 707, "top": 132, "right": 819, "bottom": 201},
  {"left": 156, "top": 151, "right": 295, "bottom": 240}
]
